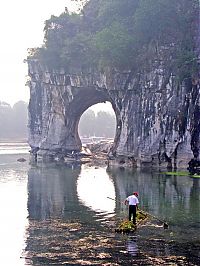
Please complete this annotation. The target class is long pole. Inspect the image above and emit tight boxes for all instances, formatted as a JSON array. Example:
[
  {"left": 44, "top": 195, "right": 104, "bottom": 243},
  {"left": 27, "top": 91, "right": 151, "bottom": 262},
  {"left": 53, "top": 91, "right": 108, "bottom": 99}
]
[{"left": 138, "top": 208, "right": 169, "bottom": 229}]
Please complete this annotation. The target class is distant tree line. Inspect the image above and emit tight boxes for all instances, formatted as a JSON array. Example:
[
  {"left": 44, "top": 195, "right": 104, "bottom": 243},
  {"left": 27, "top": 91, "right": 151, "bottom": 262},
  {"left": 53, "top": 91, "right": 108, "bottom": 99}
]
[
  {"left": 0, "top": 101, "right": 28, "bottom": 140},
  {"left": 79, "top": 109, "right": 116, "bottom": 138},
  {"left": 0, "top": 101, "right": 115, "bottom": 140}
]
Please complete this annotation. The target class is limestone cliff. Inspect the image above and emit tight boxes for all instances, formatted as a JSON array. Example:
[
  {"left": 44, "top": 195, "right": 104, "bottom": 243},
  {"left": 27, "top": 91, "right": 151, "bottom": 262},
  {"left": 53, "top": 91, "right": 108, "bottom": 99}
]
[
  {"left": 27, "top": 0, "right": 200, "bottom": 169},
  {"left": 27, "top": 53, "right": 200, "bottom": 169}
]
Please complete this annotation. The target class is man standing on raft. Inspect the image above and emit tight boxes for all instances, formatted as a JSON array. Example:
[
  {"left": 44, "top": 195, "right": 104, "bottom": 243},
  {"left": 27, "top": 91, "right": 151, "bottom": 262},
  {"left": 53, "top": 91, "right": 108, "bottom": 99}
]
[{"left": 125, "top": 192, "right": 139, "bottom": 224}]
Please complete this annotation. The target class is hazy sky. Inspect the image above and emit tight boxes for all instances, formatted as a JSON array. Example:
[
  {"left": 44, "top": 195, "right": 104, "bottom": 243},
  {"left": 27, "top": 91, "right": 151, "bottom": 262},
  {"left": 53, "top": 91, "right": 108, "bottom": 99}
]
[
  {"left": 0, "top": 0, "right": 113, "bottom": 113},
  {"left": 0, "top": 0, "right": 76, "bottom": 106}
]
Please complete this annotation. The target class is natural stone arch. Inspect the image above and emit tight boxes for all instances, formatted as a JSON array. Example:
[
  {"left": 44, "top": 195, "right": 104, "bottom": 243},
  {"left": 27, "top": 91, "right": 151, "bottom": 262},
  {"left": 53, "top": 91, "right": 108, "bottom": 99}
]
[
  {"left": 63, "top": 86, "right": 113, "bottom": 151},
  {"left": 78, "top": 101, "right": 115, "bottom": 138},
  {"left": 27, "top": 60, "right": 121, "bottom": 161},
  {"left": 28, "top": 60, "right": 200, "bottom": 169}
]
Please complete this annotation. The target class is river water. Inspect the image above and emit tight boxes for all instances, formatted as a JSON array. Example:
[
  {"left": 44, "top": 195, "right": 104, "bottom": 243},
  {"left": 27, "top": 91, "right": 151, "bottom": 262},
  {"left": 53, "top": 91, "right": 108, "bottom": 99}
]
[{"left": 0, "top": 143, "right": 199, "bottom": 265}]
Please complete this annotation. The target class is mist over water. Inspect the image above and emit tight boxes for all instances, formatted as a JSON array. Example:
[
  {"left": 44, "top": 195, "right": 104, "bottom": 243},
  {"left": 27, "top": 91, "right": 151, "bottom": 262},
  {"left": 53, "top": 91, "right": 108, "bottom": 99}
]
[
  {"left": 0, "top": 143, "right": 29, "bottom": 265},
  {"left": 0, "top": 143, "right": 199, "bottom": 265},
  {"left": 0, "top": 142, "right": 29, "bottom": 155}
]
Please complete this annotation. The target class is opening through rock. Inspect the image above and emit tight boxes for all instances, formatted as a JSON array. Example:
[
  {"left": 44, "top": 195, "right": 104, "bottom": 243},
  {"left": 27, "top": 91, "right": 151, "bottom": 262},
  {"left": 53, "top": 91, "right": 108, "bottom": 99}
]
[{"left": 78, "top": 102, "right": 116, "bottom": 155}]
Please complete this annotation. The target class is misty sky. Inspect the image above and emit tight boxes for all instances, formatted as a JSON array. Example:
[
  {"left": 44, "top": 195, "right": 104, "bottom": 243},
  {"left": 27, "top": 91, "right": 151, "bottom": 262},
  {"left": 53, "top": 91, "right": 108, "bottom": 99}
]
[
  {"left": 0, "top": 0, "right": 75, "bottom": 105},
  {"left": 0, "top": 0, "right": 113, "bottom": 113}
]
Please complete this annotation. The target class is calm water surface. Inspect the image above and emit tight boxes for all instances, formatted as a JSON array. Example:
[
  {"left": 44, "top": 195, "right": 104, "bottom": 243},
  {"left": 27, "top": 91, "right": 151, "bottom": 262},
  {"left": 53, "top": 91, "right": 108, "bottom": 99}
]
[{"left": 0, "top": 143, "right": 199, "bottom": 265}]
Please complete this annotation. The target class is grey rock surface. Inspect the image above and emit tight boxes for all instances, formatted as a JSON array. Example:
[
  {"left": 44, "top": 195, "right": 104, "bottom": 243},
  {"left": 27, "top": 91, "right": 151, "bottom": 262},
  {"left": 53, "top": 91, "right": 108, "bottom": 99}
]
[{"left": 27, "top": 56, "right": 199, "bottom": 169}]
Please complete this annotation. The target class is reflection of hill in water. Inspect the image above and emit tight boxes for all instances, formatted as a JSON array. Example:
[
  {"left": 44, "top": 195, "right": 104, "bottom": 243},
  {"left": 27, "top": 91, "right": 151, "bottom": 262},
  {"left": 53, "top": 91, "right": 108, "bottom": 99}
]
[
  {"left": 28, "top": 164, "right": 200, "bottom": 227},
  {"left": 25, "top": 164, "right": 200, "bottom": 265},
  {"left": 28, "top": 164, "right": 81, "bottom": 220},
  {"left": 107, "top": 167, "right": 200, "bottom": 229},
  {"left": 27, "top": 164, "right": 116, "bottom": 222},
  {"left": 26, "top": 164, "right": 120, "bottom": 265}
]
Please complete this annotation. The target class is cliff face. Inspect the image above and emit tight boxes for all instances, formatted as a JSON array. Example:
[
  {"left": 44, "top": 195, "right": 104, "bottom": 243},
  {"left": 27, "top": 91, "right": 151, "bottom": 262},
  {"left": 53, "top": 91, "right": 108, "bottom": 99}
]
[
  {"left": 27, "top": 56, "right": 200, "bottom": 168},
  {"left": 109, "top": 70, "right": 197, "bottom": 169},
  {"left": 28, "top": 60, "right": 110, "bottom": 160}
]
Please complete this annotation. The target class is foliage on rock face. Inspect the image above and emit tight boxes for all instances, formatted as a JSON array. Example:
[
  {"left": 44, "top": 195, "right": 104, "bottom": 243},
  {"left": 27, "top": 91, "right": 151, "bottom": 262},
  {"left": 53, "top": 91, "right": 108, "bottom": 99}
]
[{"left": 28, "top": 0, "right": 199, "bottom": 80}]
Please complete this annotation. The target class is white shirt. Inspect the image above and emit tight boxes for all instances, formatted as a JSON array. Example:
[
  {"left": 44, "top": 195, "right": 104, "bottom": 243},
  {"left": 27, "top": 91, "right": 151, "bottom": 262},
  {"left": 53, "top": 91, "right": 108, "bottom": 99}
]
[{"left": 126, "top": 195, "right": 139, "bottom": 205}]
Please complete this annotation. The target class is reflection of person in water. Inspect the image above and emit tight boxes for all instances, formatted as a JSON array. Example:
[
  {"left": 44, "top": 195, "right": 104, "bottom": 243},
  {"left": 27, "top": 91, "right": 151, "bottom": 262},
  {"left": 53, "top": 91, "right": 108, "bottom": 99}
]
[
  {"left": 127, "top": 236, "right": 138, "bottom": 256},
  {"left": 125, "top": 192, "right": 139, "bottom": 224}
]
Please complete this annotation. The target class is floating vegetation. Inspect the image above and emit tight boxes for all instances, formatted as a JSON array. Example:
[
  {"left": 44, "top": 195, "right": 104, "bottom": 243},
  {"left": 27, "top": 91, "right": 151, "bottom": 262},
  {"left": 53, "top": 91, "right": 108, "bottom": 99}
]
[
  {"left": 191, "top": 174, "right": 200, "bottom": 178},
  {"left": 115, "top": 210, "right": 148, "bottom": 234},
  {"left": 162, "top": 171, "right": 200, "bottom": 178},
  {"left": 115, "top": 220, "right": 137, "bottom": 234},
  {"left": 164, "top": 171, "right": 189, "bottom": 176}
]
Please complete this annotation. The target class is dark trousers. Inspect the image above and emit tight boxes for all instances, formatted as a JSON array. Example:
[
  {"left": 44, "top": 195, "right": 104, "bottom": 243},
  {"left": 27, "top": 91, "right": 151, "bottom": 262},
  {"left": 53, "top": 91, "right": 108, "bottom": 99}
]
[{"left": 129, "top": 205, "right": 137, "bottom": 224}]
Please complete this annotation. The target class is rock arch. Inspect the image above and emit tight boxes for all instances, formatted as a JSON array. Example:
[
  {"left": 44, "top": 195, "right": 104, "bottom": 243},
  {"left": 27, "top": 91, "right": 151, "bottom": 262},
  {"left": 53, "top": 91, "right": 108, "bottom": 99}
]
[
  {"left": 28, "top": 60, "right": 121, "bottom": 161},
  {"left": 28, "top": 60, "right": 200, "bottom": 169}
]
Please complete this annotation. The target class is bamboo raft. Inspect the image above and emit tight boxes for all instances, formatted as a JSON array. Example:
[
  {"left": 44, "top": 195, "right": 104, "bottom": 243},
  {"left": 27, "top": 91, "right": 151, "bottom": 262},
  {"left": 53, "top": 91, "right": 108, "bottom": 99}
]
[{"left": 115, "top": 210, "right": 148, "bottom": 234}]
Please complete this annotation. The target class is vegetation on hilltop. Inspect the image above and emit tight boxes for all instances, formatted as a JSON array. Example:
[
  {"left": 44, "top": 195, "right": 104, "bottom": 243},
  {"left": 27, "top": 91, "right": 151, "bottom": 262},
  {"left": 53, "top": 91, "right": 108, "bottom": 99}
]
[{"left": 28, "top": 0, "right": 199, "bottom": 81}]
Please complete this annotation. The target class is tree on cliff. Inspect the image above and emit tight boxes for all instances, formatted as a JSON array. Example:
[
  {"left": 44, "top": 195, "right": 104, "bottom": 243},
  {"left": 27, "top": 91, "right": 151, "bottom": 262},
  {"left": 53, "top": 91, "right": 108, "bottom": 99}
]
[{"left": 28, "top": 0, "right": 199, "bottom": 80}]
